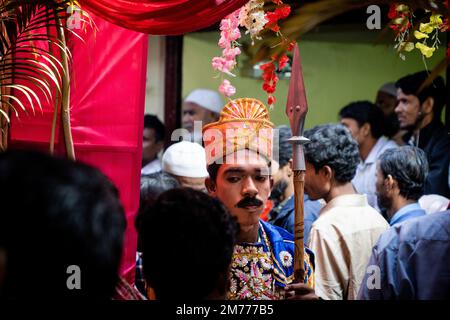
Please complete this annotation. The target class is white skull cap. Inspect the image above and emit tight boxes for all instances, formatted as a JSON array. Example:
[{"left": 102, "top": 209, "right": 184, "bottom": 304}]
[
  {"left": 184, "top": 89, "right": 224, "bottom": 114},
  {"left": 162, "top": 141, "right": 209, "bottom": 178}
]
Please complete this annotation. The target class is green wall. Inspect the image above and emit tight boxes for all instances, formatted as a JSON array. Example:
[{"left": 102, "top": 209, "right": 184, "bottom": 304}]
[{"left": 183, "top": 31, "right": 445, "bottom": 128}]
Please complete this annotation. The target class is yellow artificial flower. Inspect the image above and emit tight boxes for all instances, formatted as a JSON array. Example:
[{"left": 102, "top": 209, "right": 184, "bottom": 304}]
[
  {"left": 396, "top": 4, "right": 409, "bottom": 12},
  {"left": 414, "top": 30, "right": 429, "bottom": 39},
  {"left": 429, "top": 14, "right": 443, "bottom": 27},
  {"left": 402, "top": 42, "right": 415, "bottom": 52},
  {"left": 415, "top": 42, "right": 435, "bottom": 58},
  {"left": 419, "top": 22, "right": 434, "bottom": 33}
]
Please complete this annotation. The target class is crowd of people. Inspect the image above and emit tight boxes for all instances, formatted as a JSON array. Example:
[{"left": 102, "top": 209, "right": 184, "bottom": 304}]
[{"left": 0, "top": 71, "right": 449, "bottom": 300}]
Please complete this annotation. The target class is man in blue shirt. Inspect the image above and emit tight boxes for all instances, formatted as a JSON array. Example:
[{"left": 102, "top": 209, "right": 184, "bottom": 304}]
[
  {"left": 358, "top": 210, "right": 450, "bottom": 299},
  {"left": 375, "top": 146, "right": 428, "bottom": 226}
]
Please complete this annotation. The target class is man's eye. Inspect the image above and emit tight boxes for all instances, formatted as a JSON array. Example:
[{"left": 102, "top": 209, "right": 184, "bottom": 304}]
[
  {"left": 227, "top": 177, "right": 240, "bottom": 183},
  {"left": 255, "top": 175, "right": 267, "bottom": 182}
]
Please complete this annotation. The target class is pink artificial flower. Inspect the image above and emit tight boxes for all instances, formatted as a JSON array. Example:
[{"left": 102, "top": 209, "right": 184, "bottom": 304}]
[
  {"left": 219, "top": 79, "right": 236, "bottom": 97},
  {"left": 212, "top": 57, "right": 226, "bottom": 71},
  {"left": 218, "top": 35, "right": 229, "bottom": 48},
  {"left": 212, "top": 57, "right": 236, "bottom": 74},
  {"left": 224, "top": 59, "right": 236, "bottom": 71},
  {"left": 220, "top": 18, "right": 232, "bottom": 31},
  {"left": 222, "top": 47, "right": 241, "bottom": 59},
  {"left": 224, "top": 28, "right": 241, "bottom": 42}
]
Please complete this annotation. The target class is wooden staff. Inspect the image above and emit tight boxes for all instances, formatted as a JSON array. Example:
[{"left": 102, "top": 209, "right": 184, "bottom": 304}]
[{"left": 285, "top": 44, "right": 309, "bottom": 283}]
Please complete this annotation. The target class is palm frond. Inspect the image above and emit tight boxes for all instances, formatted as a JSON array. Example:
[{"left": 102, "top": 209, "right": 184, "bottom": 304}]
[{"left": 0, "top": 0, "right": 90, "bottom": 125}]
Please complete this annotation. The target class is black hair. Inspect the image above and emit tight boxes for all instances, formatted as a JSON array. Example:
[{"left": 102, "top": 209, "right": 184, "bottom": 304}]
[
  {"left": 379, "top": 146, "right": 429, "bottom": 201},
  {"left": 395, "top": 71, "right": 446, "bottom": 118},
  {"left": 0, "top": 150, "right": 125, "bottom": 299},
  {"left": 304, "top": 124, "right": 360, "bottom": 183},
  {"left": 339, "top": 101, "right": 385, "bottom": 138},
  {"left": 383, "top": 112, "right": 401, "bottom": 139},
  {"left": 135, "top": 171, "right": 180, "bottom": 251},
  {"left": 144, "top": 114, "right": 166, "bottom": 142},
  {"left": 139, "top": 171, "right": 180, "bottom": 209},
  {"left": 140, "top": 188, "right": 237, "bottom": 300},
  {"left": 207, "top": 162, "right": 221, "bottom": 183},
  {"left": 274, "top": 125, "right": 293, "bottom": 168}
]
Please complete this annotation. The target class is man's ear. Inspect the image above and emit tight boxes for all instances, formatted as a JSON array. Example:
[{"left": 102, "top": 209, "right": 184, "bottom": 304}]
[
  {"left": 421, "top": 97, "right": 434, "bottom": 115},
  {"left": 385, "top": 174, "right": 397, "bottom": 191},
  {"left": 205, "top": 177, "right": 216, "bottom": 195},
  {"left": 361, "top": 122, "right": 371, "bottom": 137},
  {"left": 321, "top": 165, "right": 333, "bottom": 181}
]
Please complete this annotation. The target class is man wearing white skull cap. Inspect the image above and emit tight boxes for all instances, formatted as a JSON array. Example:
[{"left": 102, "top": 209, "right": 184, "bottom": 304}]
[
  {"left": 162, "top": 141, "right": 209, "bottom": 192},
  {"left": 182, "top": 89, "right": 223, "bottom": 134}
]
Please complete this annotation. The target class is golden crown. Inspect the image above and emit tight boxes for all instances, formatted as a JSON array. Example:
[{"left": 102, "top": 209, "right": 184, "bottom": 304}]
[{"left": 202, "top": 98, "right": 274, "bottom": 165}]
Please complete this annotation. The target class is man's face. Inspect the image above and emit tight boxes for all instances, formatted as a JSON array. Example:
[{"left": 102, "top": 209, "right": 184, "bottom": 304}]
[
  {"left": 142, "top": 128, "right": 163, "bottom": 166},
  {"left": 395, "top": 88, "right": 421, "bottom": 130},
  {"left": 340, "top": 118, "right": 363, "bottom": 145},
  {"left": 208, "top": 149, "right": 272, "bottom": 231},
  {"left": 182, "top": 102, "right": 217, "bottom": 133},
  {"left": 375, "top": 162, "right": 392, "bottom": 212},
  {"left": 304, "top": 161, "right": 329, "bottom": 201},
  {"left": 270, "top": 160, "right": 291, "bottom": 203},
  {"left": 175, "top": 175, "right": 207, "bottom": 193},
  {"left": 376, "top": 91, "right": 397, "bottom": 116}
]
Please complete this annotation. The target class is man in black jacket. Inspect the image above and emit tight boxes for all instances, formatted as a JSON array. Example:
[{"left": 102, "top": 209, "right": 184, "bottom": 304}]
[{"left": 395, "top": 71, "right": 450, "bottom": 198}]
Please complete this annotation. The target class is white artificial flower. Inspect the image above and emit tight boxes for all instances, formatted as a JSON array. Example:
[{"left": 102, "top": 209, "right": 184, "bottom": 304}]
[{"left": 279, "top": 251, "right": 293, "bottom": 268}]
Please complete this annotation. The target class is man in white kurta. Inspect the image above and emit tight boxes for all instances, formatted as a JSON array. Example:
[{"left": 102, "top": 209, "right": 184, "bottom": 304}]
[
  {"left": 308, "top": 194, "right": 388, "bottom": 299},
  {"left": 303, "top": 124, "right": 389, "bottom": 300}
]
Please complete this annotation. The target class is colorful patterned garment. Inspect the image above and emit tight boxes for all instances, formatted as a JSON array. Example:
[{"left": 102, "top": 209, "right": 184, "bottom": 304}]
[{"left": 227, "top": 220, "right": 315, "bottom": 300}]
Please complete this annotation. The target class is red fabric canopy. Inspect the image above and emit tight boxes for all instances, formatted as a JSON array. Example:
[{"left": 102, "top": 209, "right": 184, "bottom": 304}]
[
  {"left": 10, "top": 14, "right": 148, "bottom": 285},
  {"left": 79, "top": 0, "right": 249, "bottom": 34}
]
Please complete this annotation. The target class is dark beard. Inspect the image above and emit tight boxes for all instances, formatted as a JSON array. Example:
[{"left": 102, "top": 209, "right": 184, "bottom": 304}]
[
  {"left": 270, "top": 179, "right": 288, "bottom": 206},
  {"left": 400, "top": 110, "right": 426, "bottom": 132},
  {"left": 377, "top": 194, "right": 392, "bottom": 221}
]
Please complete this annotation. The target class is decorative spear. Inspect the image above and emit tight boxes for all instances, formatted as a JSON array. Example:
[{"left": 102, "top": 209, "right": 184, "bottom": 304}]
[{"left": 285, "top": 43, "right": 309, "bottom": 283}]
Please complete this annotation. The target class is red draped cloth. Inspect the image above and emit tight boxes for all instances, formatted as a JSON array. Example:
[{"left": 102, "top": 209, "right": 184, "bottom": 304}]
[
  {"left": 79, "top": 0, "right": 249, "bottom": 34},
  {"left": 10, "top": 15, "right": 148, "bottom": 284},
  {"left": 10, "top": 1, "right": 246, "bottom": 286}
]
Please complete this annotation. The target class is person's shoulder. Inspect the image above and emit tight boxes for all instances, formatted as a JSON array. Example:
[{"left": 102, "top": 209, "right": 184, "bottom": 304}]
[
  {"left": 429, "top": 123, "right": 450, "bottom": 148},
  {"left": 364, "top": 205, "right": 389, "bottom": 222},
  {"left": 310, "top": 204, "right": 388, "bottom": 241},
  {"left": 403, "top": 210, "right": 450, "bottom": 241},
  {"left": 261, "top": 219, "right": 294, "bottom": 242},
  {"left": 377, "top": 210, "right": 450, "bottom": 253},
  {"left": 304, "top": 196, "right": 323, "bottom": 212},
  {"left": 380, "top": 136, "right": 399, "bottom": 150}
]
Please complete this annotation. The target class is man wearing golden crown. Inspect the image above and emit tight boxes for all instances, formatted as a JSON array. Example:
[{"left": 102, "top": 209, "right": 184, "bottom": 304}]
[{"left": 203, "top": 97, "right": 315, "bottom": 300}]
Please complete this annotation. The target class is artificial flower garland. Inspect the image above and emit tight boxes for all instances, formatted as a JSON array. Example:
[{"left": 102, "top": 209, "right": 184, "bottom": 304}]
[
  {"left": 389, "top": 1, "right": 449, "bottom": 60},
  {"left": 212, "top": 0, "right": 293, "bottom": 107}
]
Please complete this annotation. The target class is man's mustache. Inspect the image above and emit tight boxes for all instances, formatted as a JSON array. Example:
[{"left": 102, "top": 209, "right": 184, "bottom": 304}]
[{"left": 235, "top": 197, "right": 264, "bottom": 208}]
